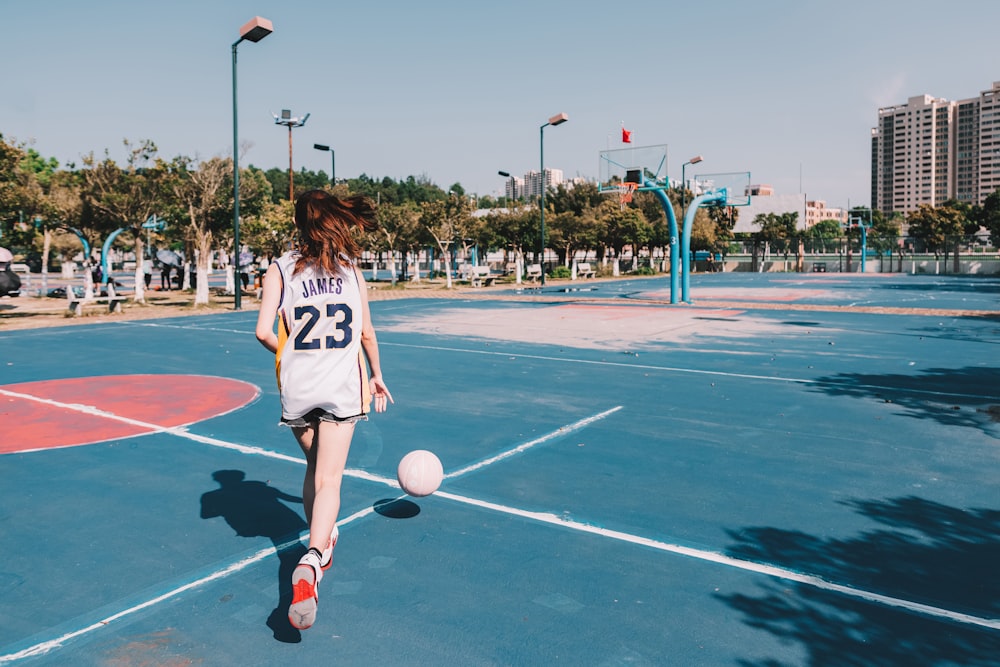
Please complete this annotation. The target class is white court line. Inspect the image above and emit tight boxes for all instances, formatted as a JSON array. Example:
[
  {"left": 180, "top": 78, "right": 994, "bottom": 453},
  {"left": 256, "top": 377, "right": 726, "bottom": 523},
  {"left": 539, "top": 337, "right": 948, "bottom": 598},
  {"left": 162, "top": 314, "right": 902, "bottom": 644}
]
[
  {"left": 434, "top": 490, "right": 1000, "bottom": 631},
  {"left": 446, "top": 406, "right": 622, "bottom": 478},
  {"left": 118, "top": 318, "right": 999, "bottom": 401},
  {"left": 0, "top": 501, "right": 387, "bottom": 663},
  {"left": 380, "top": 341, "right": 1000, "bottom": 401},
  {"left": 4, "top": 385, "right": 997, "bottom": 659},
  {"left": 121, "top": 320, "right": 252, "bottom": 335}
]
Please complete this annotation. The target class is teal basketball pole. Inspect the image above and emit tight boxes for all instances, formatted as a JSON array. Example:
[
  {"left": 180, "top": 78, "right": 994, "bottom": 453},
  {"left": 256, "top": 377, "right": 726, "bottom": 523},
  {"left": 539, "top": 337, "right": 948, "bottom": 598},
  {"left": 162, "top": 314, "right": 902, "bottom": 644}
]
[
  {"left": 681, "top": 190, "right": 727, "bottom": 303},
  {"left": 649, "top": 186, "right": 680, "bottom": 304}
]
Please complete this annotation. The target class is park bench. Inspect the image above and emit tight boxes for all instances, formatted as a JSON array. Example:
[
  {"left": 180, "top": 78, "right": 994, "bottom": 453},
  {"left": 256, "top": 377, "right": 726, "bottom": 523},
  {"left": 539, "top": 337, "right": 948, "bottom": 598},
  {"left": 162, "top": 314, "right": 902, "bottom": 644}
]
[
  {"left": 66, "top": 283, "right": 128, "bottom": 316},
  {"left": 525, "top": 264, "right": 542, "bottom": 283},
  {"left": 576, "top": 262, "right": 595, "bottom": 279},
  {"left": 469, "top": 265, "right": 498, "bottom": 287}
]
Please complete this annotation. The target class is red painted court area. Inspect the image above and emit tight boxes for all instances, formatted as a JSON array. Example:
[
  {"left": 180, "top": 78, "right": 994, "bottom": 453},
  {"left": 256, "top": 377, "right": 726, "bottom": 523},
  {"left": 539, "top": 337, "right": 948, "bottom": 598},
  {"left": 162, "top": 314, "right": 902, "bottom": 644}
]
[{"left": 0, "top": 375, "right": 259, "bottom": 454}]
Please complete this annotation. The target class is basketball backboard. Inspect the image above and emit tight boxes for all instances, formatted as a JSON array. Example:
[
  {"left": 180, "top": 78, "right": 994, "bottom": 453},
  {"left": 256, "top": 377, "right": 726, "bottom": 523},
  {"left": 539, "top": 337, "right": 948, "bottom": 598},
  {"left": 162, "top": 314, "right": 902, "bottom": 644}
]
[
  {"left": 690, "top": 171, "right": 752, "bottom": 206},
  {"left": 599, "top": 144, "right": 668, "bottom": 192}
]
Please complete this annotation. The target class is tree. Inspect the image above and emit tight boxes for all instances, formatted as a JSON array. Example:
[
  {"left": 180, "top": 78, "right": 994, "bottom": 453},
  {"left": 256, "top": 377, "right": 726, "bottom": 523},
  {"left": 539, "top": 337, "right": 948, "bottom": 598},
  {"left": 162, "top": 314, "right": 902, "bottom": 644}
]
[
  {"left": 418, "top": 196, "right": 472, "bottom": 288},
  {"left": 754, "top": 211, "right": 800, "bottom": 255},
  {"left": 169, "top": 156, "right": 234, "bottom": 305},
  {"left": 373, "top": 202, "right": 421, "bottom": 282},
  {"left": 600, "top": 203, "right": 652, "bottom": 270},
  {"left": 81, "top": 139, "right": 166, "bottom": 303},
  {"left": 975, "top": 188, "right": 1000, "bottom": 247},
  {"left": 706, "top": 205, "right": 739, "bottom": 256},
  {"left": 906, "top": 203, "right": 965, "bottom": 258},
  {"left": 0, "top": 136, "right": 26, "bottom": 237},
  {"left": 241, "top": 199, "right": 295, "bottom": 262},
  {"left": 804, "top": 219, "right": 842, "bottom": 253}
]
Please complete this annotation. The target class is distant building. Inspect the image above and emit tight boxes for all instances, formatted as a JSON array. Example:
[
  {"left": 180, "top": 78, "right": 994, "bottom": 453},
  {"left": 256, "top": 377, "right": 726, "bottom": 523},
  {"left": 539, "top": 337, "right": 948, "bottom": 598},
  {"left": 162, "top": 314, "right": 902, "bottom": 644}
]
[
  {"left": 871, "top": 80, "right": 1000, "bottom": 214},
  {"left": 523, "top": 168, "right": 564, "bottom": 198},
  {"left": 503, "top": 176, "right": 524, "bottom": 201},
  {"left": 805, "top": 200, "right": 847, "bottom": 227}
]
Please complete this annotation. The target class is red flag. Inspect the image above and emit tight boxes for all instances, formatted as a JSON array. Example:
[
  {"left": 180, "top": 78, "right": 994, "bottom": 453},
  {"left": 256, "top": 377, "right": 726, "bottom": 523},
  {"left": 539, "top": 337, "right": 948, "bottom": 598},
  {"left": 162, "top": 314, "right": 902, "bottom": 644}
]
[{"left": 621, "top": 127, "right": 632, "bottom": 143}]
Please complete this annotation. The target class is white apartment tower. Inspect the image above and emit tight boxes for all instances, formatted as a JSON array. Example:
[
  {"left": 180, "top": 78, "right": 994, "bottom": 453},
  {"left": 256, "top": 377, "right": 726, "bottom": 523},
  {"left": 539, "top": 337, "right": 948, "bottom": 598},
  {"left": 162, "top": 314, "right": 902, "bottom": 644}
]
[
  {"left": 523, "top": 168, "right": 564, "bottom": 198},
  {"left": 872, "top": 81, "right": 1000, "bottom": 214}
]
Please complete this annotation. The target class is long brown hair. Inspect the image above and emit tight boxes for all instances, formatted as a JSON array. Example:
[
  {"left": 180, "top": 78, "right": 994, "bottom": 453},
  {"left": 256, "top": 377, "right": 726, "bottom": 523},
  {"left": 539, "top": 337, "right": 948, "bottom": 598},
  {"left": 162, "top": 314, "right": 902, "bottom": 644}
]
[{"left": 293, "top": 190, "right": 378, "bottom": 276}]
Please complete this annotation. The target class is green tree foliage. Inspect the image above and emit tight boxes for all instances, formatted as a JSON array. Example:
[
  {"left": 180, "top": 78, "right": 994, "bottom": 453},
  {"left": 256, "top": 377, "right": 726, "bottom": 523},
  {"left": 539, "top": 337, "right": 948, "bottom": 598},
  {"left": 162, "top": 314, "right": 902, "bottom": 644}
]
[
  {"left": 705, "top": 205, "right": 738, "bottom": 255},
  {"left": 372, "top": 201, "right": 422, "bottom": 281},
  {"left": 80, "top": 139, "right": 167, "bottom": 302},
  {"left": 975, "top": 188, "right": 1000, "bottom": 247},
  {"left": 168, "top": 156, "right": 236, "bottom": 304},
  {"left": 601, "top": 205, "right": 652, "bottom": 262},
  {"left": 804, "top": 219, "right": 842, "bottom": 253},
  {"left": 905, "top": 203, "right": 966, "bottom": 257},
  {"left": 753, "top": 211, "right": 800, "bottom": 253},
  {"left": 418, "top": 196, "right": 473, "bottom": 287}
]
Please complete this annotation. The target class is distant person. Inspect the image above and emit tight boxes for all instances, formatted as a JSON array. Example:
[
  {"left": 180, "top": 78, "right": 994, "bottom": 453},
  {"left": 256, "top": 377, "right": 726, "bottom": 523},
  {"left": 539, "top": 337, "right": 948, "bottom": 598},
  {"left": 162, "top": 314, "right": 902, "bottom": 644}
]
[
  {"left": 142, "top": 258, "right": 153, "bottom": 288},
  {"left": 255, "top": 190, "right": 393, "bottom": 631},
  {"left": 160, "top": 264, "right": 172, "bottom": 291}
]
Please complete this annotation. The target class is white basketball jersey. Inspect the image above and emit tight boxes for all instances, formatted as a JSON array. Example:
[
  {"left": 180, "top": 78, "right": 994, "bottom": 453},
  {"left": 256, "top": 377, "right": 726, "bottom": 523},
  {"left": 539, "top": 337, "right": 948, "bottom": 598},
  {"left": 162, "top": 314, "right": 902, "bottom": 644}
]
[{"left": 273, "top": 252, "right": 370, "bottom": 420}]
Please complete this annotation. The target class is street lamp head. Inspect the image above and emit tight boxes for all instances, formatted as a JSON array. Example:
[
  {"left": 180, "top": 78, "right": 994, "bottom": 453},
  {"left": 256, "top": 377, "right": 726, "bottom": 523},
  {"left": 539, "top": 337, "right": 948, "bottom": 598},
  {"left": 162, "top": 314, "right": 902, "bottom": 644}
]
[
  {"left": 548, "top": 112, "right": 569, "bottom": 126},
  {"left": 314, "top": 144, "right": 330, "bottom": 152},
  {"left": 688, "top": 155, "right": 704, "bottom": 165},
  {"left": 498, "top": 170, "right": 510, "bottom": 178},
  {"left": 239, "top": 16, "right": 273, "bottom": 43}
]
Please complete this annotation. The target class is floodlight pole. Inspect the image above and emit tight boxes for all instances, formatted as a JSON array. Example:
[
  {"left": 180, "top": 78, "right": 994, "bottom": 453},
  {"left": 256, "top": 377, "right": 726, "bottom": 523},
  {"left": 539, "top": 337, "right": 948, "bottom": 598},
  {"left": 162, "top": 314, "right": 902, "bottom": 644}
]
[
  {"left": 539, "top": 112, "right": 568, "bottom": 286},
  {"left": 232, "top": 16, "right": 273, "bottom": 311},
  {"left": 314, "top": 144, "right": 335, "bottom": 185},
  {"left": 274, "top": 110, "right": 310, "bottom": 200}
]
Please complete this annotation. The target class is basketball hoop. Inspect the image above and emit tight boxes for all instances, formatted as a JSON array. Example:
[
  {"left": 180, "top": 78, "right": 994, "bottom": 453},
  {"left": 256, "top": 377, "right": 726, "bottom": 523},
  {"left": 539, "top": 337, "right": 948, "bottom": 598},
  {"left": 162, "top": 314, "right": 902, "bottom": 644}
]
[{"left": 616, "top": 182, "right": 639, "bottom": 209}]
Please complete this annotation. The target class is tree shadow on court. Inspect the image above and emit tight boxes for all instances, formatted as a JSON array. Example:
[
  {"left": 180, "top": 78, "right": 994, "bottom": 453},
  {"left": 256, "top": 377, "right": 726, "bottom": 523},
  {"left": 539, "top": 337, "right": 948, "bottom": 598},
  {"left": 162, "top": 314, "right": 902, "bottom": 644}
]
[
  {"left": 719, "top": 496, "right": 1000, "bottom": 666},
  {"left": 810, "top": 366, "right": 1000, "bottom": 433},
  {"left": 199, "top": 470, "right": 308, "bottom": 644},
  {"left": 872, "top": 277, "right": 1000, "bottom": 295}
]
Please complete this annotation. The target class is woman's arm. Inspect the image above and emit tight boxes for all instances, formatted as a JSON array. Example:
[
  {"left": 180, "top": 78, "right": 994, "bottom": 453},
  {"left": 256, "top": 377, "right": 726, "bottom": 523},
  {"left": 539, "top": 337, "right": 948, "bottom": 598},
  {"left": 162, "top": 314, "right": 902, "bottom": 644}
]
[
  {"left": 255, "top": 263, "right": 282, "bottom": 353},
  {"left": 355, "top": 266, "right": 393, "bottom": 412}
]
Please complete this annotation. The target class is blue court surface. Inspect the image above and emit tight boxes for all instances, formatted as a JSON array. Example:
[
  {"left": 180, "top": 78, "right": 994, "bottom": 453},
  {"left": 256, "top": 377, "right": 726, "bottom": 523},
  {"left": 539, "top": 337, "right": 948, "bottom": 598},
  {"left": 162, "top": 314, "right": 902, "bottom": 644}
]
[{"left": 1, "top": 273, "right": 998, "bottom": 666}]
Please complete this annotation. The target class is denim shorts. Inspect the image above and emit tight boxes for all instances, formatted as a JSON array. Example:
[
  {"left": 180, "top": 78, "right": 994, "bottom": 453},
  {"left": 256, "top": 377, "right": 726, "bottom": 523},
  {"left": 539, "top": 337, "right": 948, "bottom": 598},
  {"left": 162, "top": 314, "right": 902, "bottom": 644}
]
[{"left": 281, "top": 407, "right": 368, "bottom": 428}]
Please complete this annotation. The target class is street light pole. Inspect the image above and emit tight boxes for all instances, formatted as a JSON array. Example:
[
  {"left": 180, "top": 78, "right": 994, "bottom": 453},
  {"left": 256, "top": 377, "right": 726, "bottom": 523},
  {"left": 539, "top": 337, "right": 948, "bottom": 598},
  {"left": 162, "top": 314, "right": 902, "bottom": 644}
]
[
  {"left": 314, "top": 143, "right": 335, "bottom": 186},
  {"left": 498, "top": 170, "right": 515, "bottom": 208},
  {"left": 232, "top": 16, "right": 273, "bottom": 311},
  {"left": 539, "top": 112, "right": 568, "bottom": 286},
  {"left": 680, "top": 155, "right": 704, "bottom": 222}
]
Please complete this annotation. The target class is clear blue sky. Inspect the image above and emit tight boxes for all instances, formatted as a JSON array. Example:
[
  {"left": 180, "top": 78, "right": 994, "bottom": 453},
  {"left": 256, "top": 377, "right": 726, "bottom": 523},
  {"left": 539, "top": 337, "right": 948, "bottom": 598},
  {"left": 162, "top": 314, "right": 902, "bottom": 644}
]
[{"left": 3, "top": 0, "right": 998, "bottom": 210}]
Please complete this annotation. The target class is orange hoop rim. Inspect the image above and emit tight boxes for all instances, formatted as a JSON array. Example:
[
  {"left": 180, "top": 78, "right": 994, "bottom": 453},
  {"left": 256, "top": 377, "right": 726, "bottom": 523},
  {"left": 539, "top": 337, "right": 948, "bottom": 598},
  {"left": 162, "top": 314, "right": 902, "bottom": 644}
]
[{"left": 617, "top": 182, "right": 639, "bottom": 206}]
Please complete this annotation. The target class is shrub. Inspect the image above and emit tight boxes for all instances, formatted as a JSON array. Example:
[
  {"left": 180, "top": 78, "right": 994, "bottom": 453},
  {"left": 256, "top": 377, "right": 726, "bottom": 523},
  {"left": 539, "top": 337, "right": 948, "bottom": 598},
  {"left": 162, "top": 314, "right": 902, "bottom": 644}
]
[{"left": 550, "top": 265, "right": 571, "bottom": 279}]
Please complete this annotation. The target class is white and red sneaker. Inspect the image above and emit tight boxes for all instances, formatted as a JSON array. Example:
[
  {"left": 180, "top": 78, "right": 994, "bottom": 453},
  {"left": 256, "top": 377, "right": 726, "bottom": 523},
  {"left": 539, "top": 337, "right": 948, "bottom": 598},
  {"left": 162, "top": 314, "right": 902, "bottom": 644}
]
[
  {"left": 288, "top": 549, "right": 323, "bottom": 630},
  {"left": 320, "top": 526, "right": 339, "bottom": 571}
]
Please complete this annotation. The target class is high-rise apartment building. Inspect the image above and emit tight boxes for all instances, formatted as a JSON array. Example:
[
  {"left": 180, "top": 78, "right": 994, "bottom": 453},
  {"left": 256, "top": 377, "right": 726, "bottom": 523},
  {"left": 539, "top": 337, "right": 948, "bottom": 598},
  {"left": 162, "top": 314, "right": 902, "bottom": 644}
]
[
  {"left": 871, "top": 81, "right": 1000, "bottom": 214},
  {"left": 503, "top": 177, "right": 524, "bottom": 201},
  {"left": 522, "top": 168, "right": 564, "bottom": 198}
]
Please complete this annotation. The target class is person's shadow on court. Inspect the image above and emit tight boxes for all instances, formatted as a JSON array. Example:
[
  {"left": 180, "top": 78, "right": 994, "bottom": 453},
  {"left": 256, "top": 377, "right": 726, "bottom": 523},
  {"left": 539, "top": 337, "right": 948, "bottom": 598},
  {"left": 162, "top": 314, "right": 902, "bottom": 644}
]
[{"left": 199, "top": 470, "right": 308, "bottom": 643}]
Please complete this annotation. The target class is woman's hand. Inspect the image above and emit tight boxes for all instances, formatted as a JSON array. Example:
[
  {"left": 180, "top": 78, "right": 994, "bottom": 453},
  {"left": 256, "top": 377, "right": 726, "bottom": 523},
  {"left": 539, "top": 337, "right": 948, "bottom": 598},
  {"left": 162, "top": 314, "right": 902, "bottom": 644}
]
[{"left": 370, "top": 376, "right": 394, "bottom": 413}]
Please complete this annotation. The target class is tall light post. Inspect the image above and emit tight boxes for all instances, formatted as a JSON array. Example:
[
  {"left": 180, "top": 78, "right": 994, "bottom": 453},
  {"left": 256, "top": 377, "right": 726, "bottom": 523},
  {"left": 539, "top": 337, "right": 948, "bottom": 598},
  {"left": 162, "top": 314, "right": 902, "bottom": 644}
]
[
  {"left": 273, "top": 110, "right": 310, "bottom": 200},
  {"left": 539, "top": 112, "right": 568, "bottom": 286},
  {"left": 498, "top": 170, "right": 516, "bottom": 207},
  {"left": 232, "top": 16, "right": 273, "bottom": 311},
  {"left": 314, "top": 143, "right": 335, "bottom": 186},
  {"left": 680, "top": 155, "right": 704, "bottom": 221}
]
